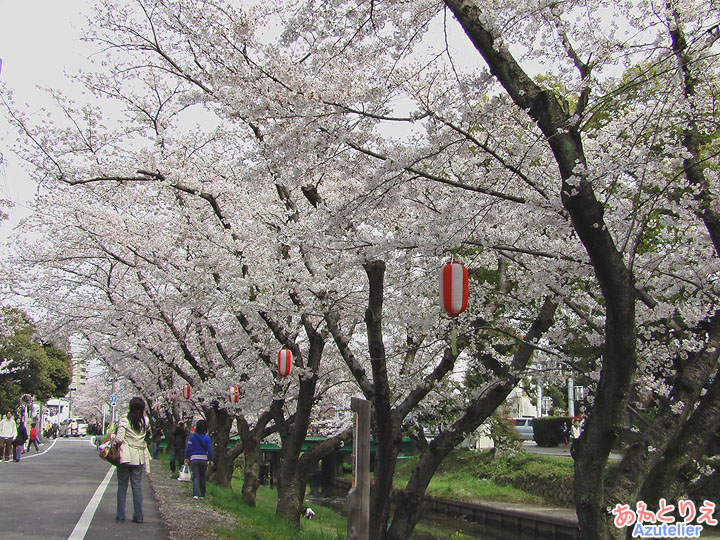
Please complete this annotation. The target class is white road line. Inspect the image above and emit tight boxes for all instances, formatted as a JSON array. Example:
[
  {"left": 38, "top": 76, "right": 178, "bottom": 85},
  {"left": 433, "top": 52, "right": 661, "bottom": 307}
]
[
  {"left": 31, "top": 438, "right": 57, "bottom": 454},
  {"left": 68, "top": 465, "right": 115, "bottom": 540},
  {"left": 1, "top": 438, "right": 58, "bottom": 461}
]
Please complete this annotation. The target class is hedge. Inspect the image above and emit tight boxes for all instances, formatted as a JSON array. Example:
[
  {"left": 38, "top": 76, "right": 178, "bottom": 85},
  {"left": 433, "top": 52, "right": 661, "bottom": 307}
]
[{"left": 532, "top": 416, "right": 574, "bottom": 447}]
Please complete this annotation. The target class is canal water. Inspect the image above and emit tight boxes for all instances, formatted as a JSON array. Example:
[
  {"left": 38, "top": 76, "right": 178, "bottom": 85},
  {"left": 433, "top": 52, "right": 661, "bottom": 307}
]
[{"left": 306, "top": 482, "right": 512, "bottom": 540}]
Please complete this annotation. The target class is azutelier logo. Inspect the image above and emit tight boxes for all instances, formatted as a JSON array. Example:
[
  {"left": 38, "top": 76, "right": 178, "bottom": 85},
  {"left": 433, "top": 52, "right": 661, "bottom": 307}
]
[{"left": 611, "top": 499, "right": 717, "bottom": 538}]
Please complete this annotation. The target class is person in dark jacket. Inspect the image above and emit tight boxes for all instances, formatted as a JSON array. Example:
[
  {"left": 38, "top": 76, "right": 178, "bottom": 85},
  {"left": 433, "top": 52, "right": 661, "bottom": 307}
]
[
  {"left": 169, "top": 421, "right": 187, "bottom": 474},
  {"left": 151, "top": 425, "right": 164, "bottom": 459},
  {"left": 184, "top": 419, "right": 213, "bottom": 500},
  {"left": 13, "top": 418, "right": 28, "bottom": 461}
]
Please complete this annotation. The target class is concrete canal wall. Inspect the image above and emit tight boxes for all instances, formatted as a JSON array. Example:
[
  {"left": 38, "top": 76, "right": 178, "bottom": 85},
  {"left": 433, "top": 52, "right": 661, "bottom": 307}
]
[
  {"left": 333, "top": 479, "right": 581, "bottom": 540},
  {"left": 423, "top": 496, "right": 580, "bottom": 540}
]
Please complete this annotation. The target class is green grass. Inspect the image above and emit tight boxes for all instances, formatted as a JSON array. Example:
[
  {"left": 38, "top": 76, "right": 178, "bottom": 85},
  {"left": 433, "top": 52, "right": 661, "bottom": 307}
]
[
  {"left": 340, "top": 449, "right": 577, "bottom": 507},
  {"left": 207, "top": 481, "right": 346, "bottom": 540},
  {"left": 159, "top": 447, "right": 582, "bottom": 537},
  {"left": 393, "top": 450, "right": 550, "bottom": 505}
]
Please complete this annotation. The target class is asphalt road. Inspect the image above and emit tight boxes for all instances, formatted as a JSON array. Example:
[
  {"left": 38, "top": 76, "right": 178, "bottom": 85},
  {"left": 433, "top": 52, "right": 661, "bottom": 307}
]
[{"left": 0, "top": 437, "right": 169, "bottom": 540}]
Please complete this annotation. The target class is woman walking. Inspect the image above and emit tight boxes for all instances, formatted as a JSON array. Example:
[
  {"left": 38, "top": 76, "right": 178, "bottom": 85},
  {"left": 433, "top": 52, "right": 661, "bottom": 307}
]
[
  {"left": 13, "top": 418, "right": 27, "bottom": 461},
  {"left": 115, "top": 397, "right": 151, "bottom": 523},
  {"left": 184, "top": 419, "right": 213, "bottom": 500}
]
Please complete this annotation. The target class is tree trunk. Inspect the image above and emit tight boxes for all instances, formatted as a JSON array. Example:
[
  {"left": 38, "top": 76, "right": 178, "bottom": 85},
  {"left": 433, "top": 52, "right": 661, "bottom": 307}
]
[
  {"left": 444, "top": 5, "right": 637, "bottom": 538},
  {"left": 204, "top": 405, "right": 236, "bottom": 488},
  {"left": 362, "top": 260, "right": 400, "bottom": 540},
  {"left": 238, "top": 415, "right": 262, "bottom": 507},
  {"left": 276, "top": 443, "right": 304, "bottom": 526},
  {"left": 638, "top": 364, "right": 720, "bottom": 503},
  {"left": 274, "top": 330, "right": 324, "bottom": 525}
]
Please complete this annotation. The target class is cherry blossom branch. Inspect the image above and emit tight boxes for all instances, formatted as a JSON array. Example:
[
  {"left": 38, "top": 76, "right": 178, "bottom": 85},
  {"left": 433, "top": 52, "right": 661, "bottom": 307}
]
[{"left": 344, "top": 140, "right": 526, "bottom": 203}]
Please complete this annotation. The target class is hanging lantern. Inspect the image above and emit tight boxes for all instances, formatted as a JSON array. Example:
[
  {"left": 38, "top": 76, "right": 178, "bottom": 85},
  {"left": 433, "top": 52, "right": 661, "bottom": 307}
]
[
  {"left": 229, "top": 386, "right": 240, "bottom": 403},
  {"left": 278, "top": 347, "right": 293, "bottom": 377},
  {"left": 182, "top": 384, "right": 191, "bottom": 399},
  {"left": 440, "top": 261, "right": 469, "bottom": 317}
]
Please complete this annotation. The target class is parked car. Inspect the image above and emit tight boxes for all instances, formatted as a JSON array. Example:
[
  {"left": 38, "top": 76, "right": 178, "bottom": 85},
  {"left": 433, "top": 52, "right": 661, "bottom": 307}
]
[{"left": 511, "top": 417, "right": 534, "bottom": 441}]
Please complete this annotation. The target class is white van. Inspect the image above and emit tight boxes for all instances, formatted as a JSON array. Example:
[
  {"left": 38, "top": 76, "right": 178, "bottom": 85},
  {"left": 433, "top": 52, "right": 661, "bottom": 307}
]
[{"left": 511, "top": 418, "right": 534, "bottom": 441}]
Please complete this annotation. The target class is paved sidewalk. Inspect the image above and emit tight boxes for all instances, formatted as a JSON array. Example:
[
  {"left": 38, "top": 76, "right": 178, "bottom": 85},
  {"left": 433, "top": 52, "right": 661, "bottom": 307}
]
[{"left": 83, "top": 465, "right": 170, "bottom": 540}]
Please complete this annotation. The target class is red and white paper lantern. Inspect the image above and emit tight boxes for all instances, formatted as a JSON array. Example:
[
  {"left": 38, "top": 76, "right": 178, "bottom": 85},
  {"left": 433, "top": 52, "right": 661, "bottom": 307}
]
[
  {"left": 278, "top": 347, "right": 293, "bottom": 377},
  {"left": 440, "top": 261, "right": 469, "bottom": 318},
  {"left": 182, "top": 384, "right": 192, "bottom": 400},
  {"left": 229, "top": 385, "right": 240, "bottom": 403}
]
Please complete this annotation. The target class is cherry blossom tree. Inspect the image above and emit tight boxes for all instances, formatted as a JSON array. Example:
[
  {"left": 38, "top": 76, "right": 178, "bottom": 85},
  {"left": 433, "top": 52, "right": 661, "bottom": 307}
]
[{"left": 3, "top": 1, "right": 720, "bottom": 539}]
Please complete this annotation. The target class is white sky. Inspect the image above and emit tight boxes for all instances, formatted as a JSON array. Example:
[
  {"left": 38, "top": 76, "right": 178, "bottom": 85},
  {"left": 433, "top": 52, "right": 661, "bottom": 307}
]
[{"left": 0, "top": 0, "right": 94, "bottom": 248}]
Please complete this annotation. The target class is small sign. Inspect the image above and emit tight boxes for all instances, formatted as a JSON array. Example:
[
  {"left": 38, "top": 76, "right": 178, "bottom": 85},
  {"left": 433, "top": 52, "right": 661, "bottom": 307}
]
[{"left": 111, "top": 395, "right": 117, "bottom": 404}]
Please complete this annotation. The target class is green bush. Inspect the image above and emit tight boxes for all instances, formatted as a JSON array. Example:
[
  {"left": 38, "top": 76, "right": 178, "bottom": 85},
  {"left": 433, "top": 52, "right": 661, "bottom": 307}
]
[{"left": 532, "top": 416, "right": 573, "bottom": 447}]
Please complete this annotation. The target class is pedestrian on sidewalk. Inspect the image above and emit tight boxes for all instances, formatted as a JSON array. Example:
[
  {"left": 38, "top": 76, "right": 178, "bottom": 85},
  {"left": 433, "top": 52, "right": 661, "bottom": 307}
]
[
  {"left": 151, "top": 425, "right": 163, "bottom": 459},
  {"left": 13, "top": 418, "right": 28, "bottom": 461},
  {"left": 184, "top": 419, "right": 213, "bottom": 500},
  {"left": 27, "top": 422, "right": 40, "bottom": 452},
  {"left": 115, "top": 397, "right": 151, "bottom": 524},
  {"left": 0, "top": 411, "right": 17, "bottom": 461},
  {"left": 169, "top": 421, "right": 187, "bottom": 474},
  {"left": 561, "top": 421, "right": 570, "bottom": 446}
]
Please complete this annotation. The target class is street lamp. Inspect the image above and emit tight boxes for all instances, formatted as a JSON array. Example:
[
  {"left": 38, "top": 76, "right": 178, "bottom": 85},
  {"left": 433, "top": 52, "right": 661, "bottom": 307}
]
[
  {"left": 107, "top": 376, "right": 119, "bottom": 426},
  {"left": 68, "top": 385, "right": 77, "bottom": 419},
  {"left": 542, "top": 396, "right": 553, "bottom": 416}
]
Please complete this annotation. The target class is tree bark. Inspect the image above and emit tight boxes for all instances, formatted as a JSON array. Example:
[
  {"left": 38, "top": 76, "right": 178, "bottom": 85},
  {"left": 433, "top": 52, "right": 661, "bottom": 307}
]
[
  {"left": 275, "top": 330, "right": 325, "bottom": 526},
  {"left": 237, "top": 415, "right": 260, "bottom": 506},
  {"left": 638, "top": 364, "right": 720, "bottom": 503},
  {"left": 362, "top": 260, "right": 401, "bottom": 540},
  {"left": 606, "top": 311, "right": 720, "bottom": 512},
  {"left": 204, "top": 405, "right": 236, "bottom": 488}
]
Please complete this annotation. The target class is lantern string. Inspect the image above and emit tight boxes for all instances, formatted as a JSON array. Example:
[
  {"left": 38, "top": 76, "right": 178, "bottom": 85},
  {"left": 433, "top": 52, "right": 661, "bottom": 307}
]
[{"left": 450, "top": 326, "right": 458, "bottom": 356}]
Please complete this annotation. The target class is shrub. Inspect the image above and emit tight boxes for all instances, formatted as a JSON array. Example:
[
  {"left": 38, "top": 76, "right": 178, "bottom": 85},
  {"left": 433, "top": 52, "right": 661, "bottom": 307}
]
[
  {"left": 489, "top": 414, "right": 522, "bottom": 455},
  {"left": 532, "top": 416, "right": 573, "bottom": 447}
]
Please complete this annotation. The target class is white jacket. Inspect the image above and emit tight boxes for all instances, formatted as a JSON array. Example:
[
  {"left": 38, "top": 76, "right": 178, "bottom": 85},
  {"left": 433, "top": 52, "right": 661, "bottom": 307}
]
[
  {"left": 116, "top": 416, "right": 151, "bottom": 473},
  {"left": 0, "top": 417, "right": 17, "bottom": 439}
]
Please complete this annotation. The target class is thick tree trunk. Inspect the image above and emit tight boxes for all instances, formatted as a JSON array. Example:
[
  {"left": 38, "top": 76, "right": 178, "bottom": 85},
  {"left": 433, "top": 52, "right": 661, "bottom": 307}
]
[
  {"left": 606, "top": 321, "right": 720, "bottom": 510},
  {"left": 237, "top": 413, "right": 272, "bottom": 507},
  {"left": 444, "top": 5, "right": 637, "bottom": 538},
  {"left": 275, "top": 331, "right": 324, "bottom": 525},
  {"left": 241, "top": 437, "right": 261, "bottom": 506},
  {"left": 276, "top": 443, "right": 304, "bottom": 525},
  {"left": 638, "top": 364, "right": 720, "bottom": 503},
  {"left": 362, "top": 260, "right": 400, "bottom": 540},
  {"left": 204, "top": 405, "right": 236, "bottom": 488}
]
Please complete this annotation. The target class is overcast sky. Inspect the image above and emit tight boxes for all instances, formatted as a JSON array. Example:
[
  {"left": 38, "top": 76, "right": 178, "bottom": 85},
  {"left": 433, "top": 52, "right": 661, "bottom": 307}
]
[{"left": 0, "top": 0, "right": 93, "bottom": 247}]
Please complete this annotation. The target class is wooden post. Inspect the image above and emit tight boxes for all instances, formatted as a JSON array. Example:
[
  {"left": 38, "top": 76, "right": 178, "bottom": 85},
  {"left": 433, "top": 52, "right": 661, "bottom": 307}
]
[{"left": 347, "top": 397, "right": 370, "bottom": 540}]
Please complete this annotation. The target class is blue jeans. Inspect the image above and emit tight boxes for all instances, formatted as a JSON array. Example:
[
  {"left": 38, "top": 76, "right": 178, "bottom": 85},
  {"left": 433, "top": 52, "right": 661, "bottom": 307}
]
[
  {"left": 169, "top": 446, "right": 182, "bottom": 472},
  {"left": 27, "top": 439, "right": 39, "bottom": 452},
  {"left": 116, "top": 464, "right": 143, "bottom": 522},
  {"left": 152, "top": 442, "right": 160, "bottom": 459},
  {"left": 190, "top": 461, "right": 208, "bottom": 497}
]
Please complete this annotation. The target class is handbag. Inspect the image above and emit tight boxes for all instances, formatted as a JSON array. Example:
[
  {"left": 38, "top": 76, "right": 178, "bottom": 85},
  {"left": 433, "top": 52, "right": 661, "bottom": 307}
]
[
  {"left": 99, "top": 436, "right": 122, "bottom": 466},
  {"left": 178, "top": 464, "right": 192, "bottom": 482}
]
